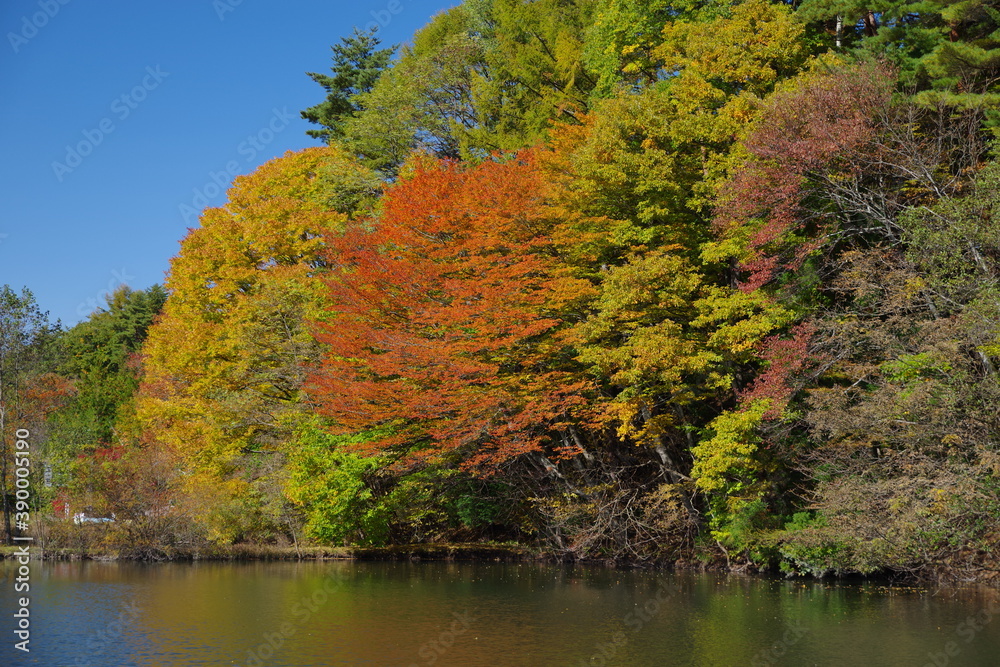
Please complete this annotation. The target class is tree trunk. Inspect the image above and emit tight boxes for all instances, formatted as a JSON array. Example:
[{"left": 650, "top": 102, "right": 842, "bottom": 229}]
[{"left": 863, "top": 11, "right": 879, "bottom": 37}]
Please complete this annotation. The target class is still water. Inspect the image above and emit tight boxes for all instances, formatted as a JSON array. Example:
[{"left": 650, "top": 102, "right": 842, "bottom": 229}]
[{"left": 2, "top": 559, "right": 999, "bottom": 666}]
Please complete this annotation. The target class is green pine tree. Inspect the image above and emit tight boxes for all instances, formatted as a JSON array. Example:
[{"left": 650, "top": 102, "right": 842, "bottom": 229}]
[
  {"left": 301, "top": 28, "right": 396, "bottom": 143},
  {"left": 797, "top": 0, "right": 1000, "bottom": 113}
]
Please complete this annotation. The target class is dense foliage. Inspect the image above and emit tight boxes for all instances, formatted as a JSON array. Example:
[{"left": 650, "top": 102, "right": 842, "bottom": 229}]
[{"left": 5, "top": 0, "right": 1000, "bottom": 581}]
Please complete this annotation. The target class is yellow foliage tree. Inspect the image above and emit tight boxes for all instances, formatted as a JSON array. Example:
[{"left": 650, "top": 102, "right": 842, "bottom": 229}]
[{"left": 137, "top": 146, "right": 374, "bottom": 542}]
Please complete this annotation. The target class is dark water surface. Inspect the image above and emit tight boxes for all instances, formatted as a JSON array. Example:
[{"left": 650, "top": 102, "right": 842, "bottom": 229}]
[{"left": 2, "top": 559, "right": 999, "bottom": 666}]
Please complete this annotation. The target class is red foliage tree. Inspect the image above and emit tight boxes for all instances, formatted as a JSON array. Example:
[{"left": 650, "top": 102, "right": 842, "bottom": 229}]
[
  {"left": 309, "top": 154, "right": 593, "bottom": 471},
  {"left": 715, "top": 63, "right": 896, "bottom": 291},
  {"left": 740, "top": 322, "right": 821, "bottom": 418},
  {"left": 21, "top": 372, "right": 74, "bottom": 425}
]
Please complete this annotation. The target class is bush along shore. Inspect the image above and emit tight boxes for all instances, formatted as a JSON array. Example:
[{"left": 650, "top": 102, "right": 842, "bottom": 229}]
[
  {"left": 0, "top": 542, "right": 535, "bottom": 563},
  {"left": 5, "top": 520, "right": 1000, "bottom": 587}
]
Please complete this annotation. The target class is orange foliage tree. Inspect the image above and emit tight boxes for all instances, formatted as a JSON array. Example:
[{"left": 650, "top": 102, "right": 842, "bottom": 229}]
[{"left": 310, "top": 154, "right": 595, "bottom": 472}]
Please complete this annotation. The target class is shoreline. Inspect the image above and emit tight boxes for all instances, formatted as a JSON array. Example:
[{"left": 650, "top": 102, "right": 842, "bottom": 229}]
[
  {"left": 4, "top": 543, "right": 995, "bottom": 587},
  {"left": 0, "top": 543, "right": 541, "bottom": 563}
]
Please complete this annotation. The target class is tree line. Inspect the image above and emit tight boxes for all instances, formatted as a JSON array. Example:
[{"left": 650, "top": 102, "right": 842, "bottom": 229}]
[{"left": 4, "top": 0, "right": 1000, "bottom": 579}]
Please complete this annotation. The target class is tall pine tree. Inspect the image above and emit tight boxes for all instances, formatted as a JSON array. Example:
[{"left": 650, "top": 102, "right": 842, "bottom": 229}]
[{"left": 301, "top": 28, "right": 395, "bottom": 142}]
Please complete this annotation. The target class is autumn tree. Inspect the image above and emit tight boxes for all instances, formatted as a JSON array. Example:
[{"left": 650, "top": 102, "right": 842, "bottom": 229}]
[
  {"left": 343, "top": 0, "right": 601, "bottom": 175},
  {"left": 463, "top": 0, "right": 598, "bottom": 149},
  {"left": 692, "top": 62, "right": 899, "bottom": 553},
  {"left": 583, "top": 0, "right": 677, "bottom": 98},
  {"left": 34, "top": 285, "right": 167, "bottom": 530},
  {"left": 311, "top": 153, "right": 594, "bottom": 472},
  {"left": 525, "top": 0, "right": 812, "bottom": 544},
  {"left": 52, "top": 285, "right": 166, "bottom": 448},
  {"left": 0, "top": 286, "right": 61, "bottom": 542},
  {"left": 694, "top": 51, "right": 1000, "bottom": 572},
  {"left": 137, "top": 146, "right": 374, "bottom": 543}
]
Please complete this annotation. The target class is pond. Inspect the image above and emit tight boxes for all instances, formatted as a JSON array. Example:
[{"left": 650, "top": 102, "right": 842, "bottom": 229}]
[{"left": 2, "top": 559, "right": 999, "bottom": 666}]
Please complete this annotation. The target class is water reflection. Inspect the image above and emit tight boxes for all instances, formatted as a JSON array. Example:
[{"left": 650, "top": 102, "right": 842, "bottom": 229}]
[{"left": 1, "top": 560, "right": 998, "bottom": 666}]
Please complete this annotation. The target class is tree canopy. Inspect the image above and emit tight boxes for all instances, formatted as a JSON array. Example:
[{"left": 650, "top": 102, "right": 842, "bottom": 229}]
[{"left": 24, "top": 0, "right": 1000, "bottom": 579}]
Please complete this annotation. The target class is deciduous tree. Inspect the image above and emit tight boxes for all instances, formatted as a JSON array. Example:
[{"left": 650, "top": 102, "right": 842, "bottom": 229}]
[
  {"left": 311, "top": 153, "right": 594, "bottom": 471},
  {"left": 137, "top": 146, "right": 371, "bottom": 542},
  {"left": 0, "top": 286, "right": 60, "bottom": 542}
]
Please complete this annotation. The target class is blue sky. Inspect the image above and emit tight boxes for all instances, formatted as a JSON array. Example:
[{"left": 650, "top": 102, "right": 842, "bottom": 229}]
[{"left": 0, "top": 0, "right": 454, "bottom": 326}]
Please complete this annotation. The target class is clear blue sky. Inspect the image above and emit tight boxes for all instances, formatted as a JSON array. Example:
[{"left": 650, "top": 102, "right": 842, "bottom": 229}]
[{"left": 0, "top": 0, "right": 454, "bottom": 326}]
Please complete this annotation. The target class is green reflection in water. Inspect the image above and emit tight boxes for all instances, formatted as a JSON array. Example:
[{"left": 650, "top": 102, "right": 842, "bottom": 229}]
[{"left": 1, "top": 560, "right": 999, "bottom": 666}]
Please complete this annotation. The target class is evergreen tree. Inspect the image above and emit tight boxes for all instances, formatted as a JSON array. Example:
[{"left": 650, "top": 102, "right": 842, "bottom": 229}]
[
  {"left": 301, "top": 28, "right": 396, "bottom": 143},
  {"left": 797, "top": 0, "right": 1000, "bottom": 112},
  {"left": 55, "top": 284, "right": 167, "bottom": 447}
]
